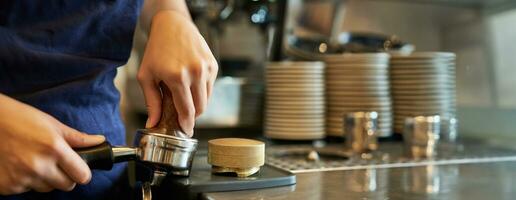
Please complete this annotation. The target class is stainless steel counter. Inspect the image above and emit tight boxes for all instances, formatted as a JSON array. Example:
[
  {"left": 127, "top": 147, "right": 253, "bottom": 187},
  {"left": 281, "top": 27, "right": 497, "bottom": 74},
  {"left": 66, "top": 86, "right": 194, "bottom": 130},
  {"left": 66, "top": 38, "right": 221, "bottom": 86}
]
[
  {"left": 201, "top": 140, "right": 516, "bottom": 200},
  {"left": 203, "top": 161, "right": 516, "bottom": 200}
]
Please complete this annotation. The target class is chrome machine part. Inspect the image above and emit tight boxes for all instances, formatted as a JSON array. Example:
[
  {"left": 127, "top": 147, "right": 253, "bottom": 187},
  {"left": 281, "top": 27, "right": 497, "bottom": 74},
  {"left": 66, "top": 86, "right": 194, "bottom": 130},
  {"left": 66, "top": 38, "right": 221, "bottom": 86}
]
[
  {"left": 441, "top": 116, "right": 458, "bottom": 143},
  {"left": 142, "top": 182, "right": 152, "bottom": 200},
  {"left": 345, "top": 111, "right": 379, "bottom": 154},
  {"left": 112, "top": 147, "right": 139, "bottom": 163},
  {"left": 150, "top": 171, "right": 169, "bottom": 186},
  {"left": 139, "top": 171, "right": 168, "bottom": 200},
  {"left": 403, "top": 115, "right": 441, "bottom": 159}
]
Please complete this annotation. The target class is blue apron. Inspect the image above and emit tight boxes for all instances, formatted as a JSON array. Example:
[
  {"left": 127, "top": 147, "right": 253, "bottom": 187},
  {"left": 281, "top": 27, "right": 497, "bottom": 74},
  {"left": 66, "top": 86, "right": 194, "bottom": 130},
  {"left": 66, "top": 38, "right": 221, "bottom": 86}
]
[{"left": 0, "top": 0, "right": 142, "bottom": 199}]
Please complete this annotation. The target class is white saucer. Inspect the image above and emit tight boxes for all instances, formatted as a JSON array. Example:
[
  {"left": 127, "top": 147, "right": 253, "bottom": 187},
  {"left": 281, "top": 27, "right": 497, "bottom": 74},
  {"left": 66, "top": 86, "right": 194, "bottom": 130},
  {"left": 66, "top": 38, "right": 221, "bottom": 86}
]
[
  {"left": 267, "top": 89, "right": 325, "bottom": 95},
  {"left": 266, "top": 104, "right": 325, "bottom": 111},
  {"left": 266, "top": 99, "right": 324, "bottom": 105},
  {"left": 267, "top": 82, "right": 325, "bottom": 89},
  {"left": 267, "top": 61, "right": 324, "bottom": 68},
  {"left": 265, "top": 123, "right": 325, "bottom": 129},
  {"left": 325, "top": 84, "right": 389, "bottom": 90},
  {"left": 390, "top": 77, "right": 452, "bottom": 84},
  {"left": 267, "top": 78, "right": 325, "bottom": 84},
  {"left": 265, "top": 117, "right": 325, "bottom": 124},
  {"left": 266, "top": 96, "right": 325, "bottom": 102},
  {"left": 391, "top": 89, "right": 453, "bottom": 95},
  {"left": 266, "top": 70, "right": 324, "bottom": 75},
  {"left": 266, "top": 90, "right": 325, "bottom": 96},
  {"left": 390, "top": 84, "right": 455, "bottom": 90},
  {"left": 266, "top": 125, "right": 326, "bottom": 131},
  {"left": 326, "top": 67, "right": 389, "bottom": 73},
  {"left": 390, "top": 74, "right": 452, "bottom": 80},
  {"left": 326, "top": 79, "right": 390, "bottom": 86},
  {"left": 266, "top": 113, "right": 326, "bottom": 120},
  {"left": 325, "top": 74, "right": 389, "bottom": 81},
  {"left": 265, "top": 132, "right": 325, "bottom": 140},
  {"left": 326, "top": 100, "right": 391, "bottom": 107},
  {"left": 326, "top": 64, "right": 389, "bottom": 69},
  {"left": 326, "top": 89, "right": 390, "bottom": 96},
  {"left": 266, "top": 74, "right": 324, "bottom": 79}
]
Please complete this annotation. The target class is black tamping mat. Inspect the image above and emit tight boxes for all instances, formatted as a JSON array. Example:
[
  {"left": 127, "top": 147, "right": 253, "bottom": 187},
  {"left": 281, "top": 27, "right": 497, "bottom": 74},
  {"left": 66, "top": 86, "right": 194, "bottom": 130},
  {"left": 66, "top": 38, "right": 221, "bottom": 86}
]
[{"left": 153, "top": 155, "right": 296, "bottom": 199}]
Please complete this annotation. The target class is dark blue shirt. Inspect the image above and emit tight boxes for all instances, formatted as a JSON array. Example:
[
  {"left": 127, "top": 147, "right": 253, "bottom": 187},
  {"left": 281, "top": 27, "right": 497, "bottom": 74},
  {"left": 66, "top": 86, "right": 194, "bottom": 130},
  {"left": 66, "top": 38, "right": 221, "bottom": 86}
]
[{"left": 0, "top": 0, "right": 142, "bottom": 199}]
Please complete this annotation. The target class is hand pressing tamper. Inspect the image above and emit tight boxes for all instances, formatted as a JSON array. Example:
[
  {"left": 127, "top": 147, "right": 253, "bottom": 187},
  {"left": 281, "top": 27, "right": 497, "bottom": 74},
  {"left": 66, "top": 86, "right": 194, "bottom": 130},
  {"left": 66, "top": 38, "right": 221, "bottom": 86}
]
[
  {"left": 75, "top": 83, "right": 197, "bottom": 178},
  {"left": 208, "top": 138, "right": 265, "bottom": 177},
  {"left": 75, "top": 83, "right": 198, "bottom": 200}
]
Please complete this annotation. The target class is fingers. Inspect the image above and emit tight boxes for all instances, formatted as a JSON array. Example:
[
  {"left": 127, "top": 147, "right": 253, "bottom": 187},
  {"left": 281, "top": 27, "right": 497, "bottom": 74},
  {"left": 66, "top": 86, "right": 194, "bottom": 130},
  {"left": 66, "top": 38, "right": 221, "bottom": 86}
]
[
  {"left": 206, "top": 72, "right": 216, "bottom": 100},
  {"left": 207, "top": 61, "right": 218, "bottom": 98},
  {"left": 27, "top": 161, "right": 74, "bottom": 193},
  {"left": 60, "top": 126, "right": 105, "bottom": 148},
  {"left": 190, "top": 65, "right": 208, "bottom": 118},
  {"left": 164, "top": 79, "right": 195, "bottom": 136},
  {"left": 55, "top": 140, "right": 92, "bottom": 185},
  {"left": 14, "top": 157, "right": 75, "bottom": 193},
  {"left": 3, "top": 186, "right": 29, "bottom": 195},
  {"left": 0, "top": 171, "right": 31, "bottom": 195},
  {"left": 57, "top": 125, "right": 101, "bottom": 184},
  {"left": 137, "top": 72, "right": 163, "bottom": 128},
  {"left": 138, "top": 56, "right": 217, "bottom": 136},
  {"left": 39, "top": 164, "right": 76, "bottom": 192},
  {"left": 31, "top": 179, "right": 54, "bottom": 193},
  {"left": 191, "top": 84, "right": 207, "bottom": 118}
]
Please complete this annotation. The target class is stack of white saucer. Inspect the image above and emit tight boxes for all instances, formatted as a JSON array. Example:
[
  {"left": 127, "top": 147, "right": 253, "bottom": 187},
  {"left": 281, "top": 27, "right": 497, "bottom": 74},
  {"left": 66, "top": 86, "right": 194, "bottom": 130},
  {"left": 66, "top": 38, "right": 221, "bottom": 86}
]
[
  {"left": 324, "top": 53, "right": 392, "bottom": 137},
  {"left": 390, "top": 52, "right": 457, "bottom": 133},
  {"left": 265, "top": 62, "right": 326, "bottom": 140}
]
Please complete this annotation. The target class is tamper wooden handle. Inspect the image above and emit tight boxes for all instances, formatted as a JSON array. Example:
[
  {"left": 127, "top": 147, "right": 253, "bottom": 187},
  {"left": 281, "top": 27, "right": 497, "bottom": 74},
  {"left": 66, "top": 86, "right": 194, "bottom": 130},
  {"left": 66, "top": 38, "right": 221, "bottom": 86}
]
[{"left": 151, "top": 82, "right": 186, "bottom": 137}]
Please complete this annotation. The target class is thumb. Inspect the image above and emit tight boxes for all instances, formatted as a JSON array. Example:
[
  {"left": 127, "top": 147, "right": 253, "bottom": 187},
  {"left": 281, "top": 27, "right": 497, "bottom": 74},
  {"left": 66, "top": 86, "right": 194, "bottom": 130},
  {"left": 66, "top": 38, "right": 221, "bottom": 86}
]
[{"left": 61, "top": 126, "right": 105, "bottom": 148}]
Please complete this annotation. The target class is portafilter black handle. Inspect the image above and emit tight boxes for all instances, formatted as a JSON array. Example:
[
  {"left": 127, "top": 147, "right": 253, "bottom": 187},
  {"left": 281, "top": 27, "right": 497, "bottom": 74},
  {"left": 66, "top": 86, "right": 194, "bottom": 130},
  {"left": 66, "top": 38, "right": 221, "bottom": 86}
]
[
  {"left": 75, "top": 142, "right": 114, "bottom": 170},
  {"left": 75, "top": 142, "right": 138, "bottom": 170}
]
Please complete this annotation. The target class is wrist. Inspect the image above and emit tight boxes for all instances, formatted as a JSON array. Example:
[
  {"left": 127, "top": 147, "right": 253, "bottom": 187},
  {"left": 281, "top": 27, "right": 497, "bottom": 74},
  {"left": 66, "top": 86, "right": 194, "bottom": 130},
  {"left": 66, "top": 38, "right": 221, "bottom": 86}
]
[
  {"left": 140, "top": 0, "right": 192, "bottom": 33},
  {"left": 151, "top": 10, "right": 191, "bottom": 27},
  {"left": 149, "top": 10, "right": 198, "bottom": 36},
  {"left": 154, "top": 9, "right": 191, "bottom": 20}
]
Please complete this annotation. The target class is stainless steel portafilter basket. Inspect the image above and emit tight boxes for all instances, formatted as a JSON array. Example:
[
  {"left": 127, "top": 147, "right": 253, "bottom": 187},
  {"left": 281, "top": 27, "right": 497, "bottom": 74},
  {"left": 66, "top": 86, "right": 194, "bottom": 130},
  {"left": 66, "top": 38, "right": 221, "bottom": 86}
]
[{"left": 134, "top": 129, "right": 198, "bottom": 176}]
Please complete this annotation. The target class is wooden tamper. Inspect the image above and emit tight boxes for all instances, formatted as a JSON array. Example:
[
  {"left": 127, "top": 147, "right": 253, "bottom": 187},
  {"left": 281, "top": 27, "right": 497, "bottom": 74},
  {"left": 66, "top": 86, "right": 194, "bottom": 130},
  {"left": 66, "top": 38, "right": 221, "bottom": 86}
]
[
  {"left": 149, "top": 83, "right": 189, "bottom": 138},
  {"left": 208, "top": 138, "right": 265, "bottom": 177}
]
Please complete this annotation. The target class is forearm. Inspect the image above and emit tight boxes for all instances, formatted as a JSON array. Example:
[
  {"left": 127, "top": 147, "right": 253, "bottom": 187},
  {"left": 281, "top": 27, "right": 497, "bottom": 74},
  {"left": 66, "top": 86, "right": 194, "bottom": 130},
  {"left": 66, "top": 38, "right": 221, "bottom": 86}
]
[
  {"left": 0, "top": 93, "right": 22, "bottom": 113},
  {"left": 140, "top": 0, "right": 191, "bottom": 33}
]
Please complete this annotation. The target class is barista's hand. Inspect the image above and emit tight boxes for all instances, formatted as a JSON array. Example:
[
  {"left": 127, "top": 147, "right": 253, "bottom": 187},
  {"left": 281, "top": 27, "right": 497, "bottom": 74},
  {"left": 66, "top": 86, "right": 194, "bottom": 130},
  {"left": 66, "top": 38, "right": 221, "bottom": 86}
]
[
  {"left": 0, "top": 94, "right": 105, "bottom": 195},
  {"left": 137, "top": 10, "right": 218, "bottom": 135}
]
